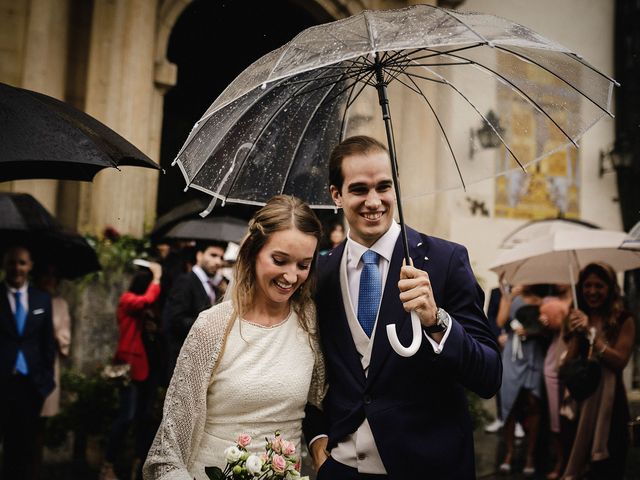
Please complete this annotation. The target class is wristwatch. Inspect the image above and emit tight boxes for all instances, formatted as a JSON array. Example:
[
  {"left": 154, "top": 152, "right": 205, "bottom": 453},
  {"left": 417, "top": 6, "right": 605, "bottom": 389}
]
[{"left": 424, "top": 308, "right": 450, "bottom": 334}]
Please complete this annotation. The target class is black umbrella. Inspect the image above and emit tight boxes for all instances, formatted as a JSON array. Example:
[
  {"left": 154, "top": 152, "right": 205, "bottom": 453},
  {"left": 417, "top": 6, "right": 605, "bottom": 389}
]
[
  {"left": 151, "top": 198, "right": 257, "bottom": 243},
  {"left": 150, "top": 198, "right": 210, "bottom": 242},
  {"left": 0, "top": 191, "right": 60, "bottom": 231},
  {"left": 0, "top": 81, "right": 160, "bottom": 182},
  {"left": 163, "top": 216, "right": 248, "bottom": 244},
  {"left": 0, "top": 192, "right": 101, "bottom": 279}
]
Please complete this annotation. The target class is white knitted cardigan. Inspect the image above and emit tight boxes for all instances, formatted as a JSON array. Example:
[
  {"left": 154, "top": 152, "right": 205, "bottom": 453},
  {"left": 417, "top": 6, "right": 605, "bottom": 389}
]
[{"left": 143, "top": 301, "right": 326, "bottom": 480}]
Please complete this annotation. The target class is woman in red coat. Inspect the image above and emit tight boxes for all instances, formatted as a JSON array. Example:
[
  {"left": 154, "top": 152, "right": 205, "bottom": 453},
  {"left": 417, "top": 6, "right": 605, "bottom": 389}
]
[{"left": 101, "top": 262, "right": 162, "bottom": 480}]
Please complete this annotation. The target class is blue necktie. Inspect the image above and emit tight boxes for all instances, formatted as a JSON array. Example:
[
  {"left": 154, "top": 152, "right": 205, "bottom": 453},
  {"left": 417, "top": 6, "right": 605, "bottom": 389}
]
[
  {"left": 358, "top": 250, "right": 381, "bottom": 337},
  {"left": 14, "top": 291, "right": 29, "bottom": 375}
]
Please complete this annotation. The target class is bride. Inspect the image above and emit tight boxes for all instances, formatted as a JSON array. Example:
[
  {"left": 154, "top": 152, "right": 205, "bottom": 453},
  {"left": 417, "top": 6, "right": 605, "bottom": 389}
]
[{"left": 144, "top": 195, "right": 326, "bottom": 480}]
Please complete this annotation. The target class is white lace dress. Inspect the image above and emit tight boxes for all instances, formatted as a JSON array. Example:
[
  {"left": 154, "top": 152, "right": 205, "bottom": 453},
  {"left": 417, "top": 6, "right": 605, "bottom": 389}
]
[
  {"left": 194, "top": 310, "right": 314, "bottom": 470},
  {"left": 143, "top": 301, "right": 325, "bottom": 480}
]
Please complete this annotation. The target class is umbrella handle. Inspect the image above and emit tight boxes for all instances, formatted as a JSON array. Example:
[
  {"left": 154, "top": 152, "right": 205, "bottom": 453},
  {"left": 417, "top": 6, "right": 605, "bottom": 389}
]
[{"left": 386, "top": 310, "right": 423, "bottom": 357}]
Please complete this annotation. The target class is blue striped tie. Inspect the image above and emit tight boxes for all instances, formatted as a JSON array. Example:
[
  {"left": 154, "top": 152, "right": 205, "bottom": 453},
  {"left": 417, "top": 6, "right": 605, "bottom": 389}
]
[
  {"left": 358, "top": 250, "right": 381, "bottom": 337},
  {"left": 14, "top": 291, "right": 29, "bottom": 375}
]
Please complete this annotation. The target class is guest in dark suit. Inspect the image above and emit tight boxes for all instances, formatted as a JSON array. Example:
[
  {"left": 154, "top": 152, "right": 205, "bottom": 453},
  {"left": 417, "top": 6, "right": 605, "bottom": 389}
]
[
  {"left": 162, "top": 240, "right": 226, "bottom": 382},
  {"left": 303, "top": 136, "right": 502, "bottom": 480},
  {"left": 0, "top": 245, "right": 55, "bottom": 479}
]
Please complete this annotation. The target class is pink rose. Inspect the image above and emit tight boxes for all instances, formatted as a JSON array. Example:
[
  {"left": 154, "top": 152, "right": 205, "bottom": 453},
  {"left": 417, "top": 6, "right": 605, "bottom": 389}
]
[
  {"left": 270, "top": 436, "right": 282, "bottom": 454},
  {"left": 294, "top": 459, "right": 301, "bottom": 472},
  {"left": 271, "top": 454, "right": 286, "bottom": 474},
  {"left": 237, "top": 433, "right": 252, "bottom": 448},
  {"left": 281, "top": 440, "right": 296, "bottom": 456}
]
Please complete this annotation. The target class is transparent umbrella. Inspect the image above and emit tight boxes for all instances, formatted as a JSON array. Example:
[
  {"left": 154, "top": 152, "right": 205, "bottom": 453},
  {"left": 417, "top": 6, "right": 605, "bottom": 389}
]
[{"left": 173, "top": 4, "right": 616, "bottom": 356}]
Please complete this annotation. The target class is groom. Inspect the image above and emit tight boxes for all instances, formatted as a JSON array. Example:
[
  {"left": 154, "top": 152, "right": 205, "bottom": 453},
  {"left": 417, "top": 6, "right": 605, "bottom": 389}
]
[{"left": 304, "top": 136, "right": 502, "bottom": 479}]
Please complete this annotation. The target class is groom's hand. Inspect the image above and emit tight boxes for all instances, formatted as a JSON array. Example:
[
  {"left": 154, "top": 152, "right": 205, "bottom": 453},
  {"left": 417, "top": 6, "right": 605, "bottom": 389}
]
[
  {"left": 398, "top": 263, "right": 438, "bottom": 328},
  {"left": 310, "top": 437, "right": 329, "bottom": 472}
]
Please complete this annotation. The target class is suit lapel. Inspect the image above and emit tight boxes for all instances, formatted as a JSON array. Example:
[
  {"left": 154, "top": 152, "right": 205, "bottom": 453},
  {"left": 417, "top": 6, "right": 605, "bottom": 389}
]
[
  {"left": 367, "top": 227, "right": 427, "bottom": 386},
  {"left": 24, "top": 286, "right": 40, "bottom": 336},
  {"left": 192, "top": 271, "right": 210, "bottom": 308},
  {"left": 322, "top": 244, "right": 366, "bottom": 387}
]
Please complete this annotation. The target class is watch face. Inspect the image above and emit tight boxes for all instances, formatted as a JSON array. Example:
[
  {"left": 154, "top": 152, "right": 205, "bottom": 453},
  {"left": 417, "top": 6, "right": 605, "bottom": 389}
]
[{"left": 426, "top": 309, "right": 448, "bottom": 334}]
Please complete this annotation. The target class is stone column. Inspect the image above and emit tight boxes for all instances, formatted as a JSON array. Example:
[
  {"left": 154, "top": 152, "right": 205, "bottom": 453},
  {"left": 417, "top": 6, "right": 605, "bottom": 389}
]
[
  {"left": 10, "top": 0, "right": 70, "bottom": 214},
  {"left": 79, "top": 0, "right": 160, "bottom": 237}
]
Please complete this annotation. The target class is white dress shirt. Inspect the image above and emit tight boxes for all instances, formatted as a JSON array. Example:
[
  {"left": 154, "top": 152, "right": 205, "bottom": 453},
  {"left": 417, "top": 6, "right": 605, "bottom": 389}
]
[{"left": 6, "top": 282, "right": 29, "bottom": 316}]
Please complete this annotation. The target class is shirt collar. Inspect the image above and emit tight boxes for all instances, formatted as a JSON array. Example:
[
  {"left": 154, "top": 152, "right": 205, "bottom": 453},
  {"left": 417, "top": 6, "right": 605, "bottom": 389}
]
[
  {"left": 191, "top": 265, "right": 210, "bottom": 284},
  {"left": 346, "top": 220, "right": 401, "bottom": 266},
  {"left": 6, "top": 282, "right": 28, "bottom": 295}
]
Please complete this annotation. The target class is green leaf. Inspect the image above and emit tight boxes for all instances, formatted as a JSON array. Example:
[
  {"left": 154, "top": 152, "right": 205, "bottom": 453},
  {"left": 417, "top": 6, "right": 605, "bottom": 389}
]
[{"left": 205, "top": 466, "right": 225, "bottom": 480}]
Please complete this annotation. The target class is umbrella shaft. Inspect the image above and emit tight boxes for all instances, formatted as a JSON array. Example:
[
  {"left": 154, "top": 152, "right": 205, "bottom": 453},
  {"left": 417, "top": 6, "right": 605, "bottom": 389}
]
[
  {"left": 374, "top": 55, "right": 391, "bottom": 121},
  {"left": 374, "top": 56, "right": 411, "bottom": 263}
]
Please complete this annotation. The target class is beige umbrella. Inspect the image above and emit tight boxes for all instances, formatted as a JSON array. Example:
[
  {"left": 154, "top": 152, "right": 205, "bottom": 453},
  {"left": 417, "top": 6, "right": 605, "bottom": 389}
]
[
  {"left": 500, "top": 218, "right": 599, "bottom": 249},
  {"left": 489, "top": 229, "right": 640, "bottom": 305}
]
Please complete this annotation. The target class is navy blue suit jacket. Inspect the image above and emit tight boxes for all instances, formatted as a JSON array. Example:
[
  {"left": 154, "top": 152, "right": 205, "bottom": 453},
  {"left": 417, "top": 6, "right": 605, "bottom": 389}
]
[
  {"left": 162, "top": 271, "right": 211, "bottom": 344},
  {"left": 0, "top": 284, "right": 55, "bottom": 398},
  {"left": 305, "top": 227, "right": 502, "bottom": 479}
]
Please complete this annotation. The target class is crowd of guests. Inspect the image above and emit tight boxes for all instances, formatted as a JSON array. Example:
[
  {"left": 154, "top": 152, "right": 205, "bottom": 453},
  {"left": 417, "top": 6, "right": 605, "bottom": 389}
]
[
  {"left": 486, "top": 263, "right": 636, "bottom": 480},
  {"left": 0, "top": 212, "right": 344, "bottom": 480},
  {"left": 0, "top": 137, "right": 636, "bottom": 480}
]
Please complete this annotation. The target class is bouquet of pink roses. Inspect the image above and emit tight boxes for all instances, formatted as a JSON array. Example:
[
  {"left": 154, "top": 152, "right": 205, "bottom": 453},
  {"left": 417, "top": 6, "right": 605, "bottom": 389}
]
[{"left": 204, "top": 431, "right": 309, "bottom": 480}]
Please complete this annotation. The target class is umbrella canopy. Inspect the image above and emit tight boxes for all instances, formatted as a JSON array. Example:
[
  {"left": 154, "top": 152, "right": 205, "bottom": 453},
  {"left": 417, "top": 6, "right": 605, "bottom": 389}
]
[
  {"left": 489, "top": 229, "right": 640, "bottom": 286},
  {"left": 172, "top": 4, "right": 616, "bottom": 357},
  {"left": 163, "top": 216, "right": 248, "bottom": 244},
  {"left": 150, "top": 198, "right": 256, "bottom": 242},
  {"left": 0, "top": 192, "right": 100, "bottom": 279},
  {"left": 500, "top": 218, "right": 600, "bottom": 249},
  {"left": 0, "top": 191, "right": 61, "bottom": 231},
  {"left": 30, "top": 230, "right": 102, "bottom": 280},
  {"left": 0, "top": 81, "right": 160, "bottom": 182},
  {"left": 150, "top": 198, "right": 210, "bottom": 242}
]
